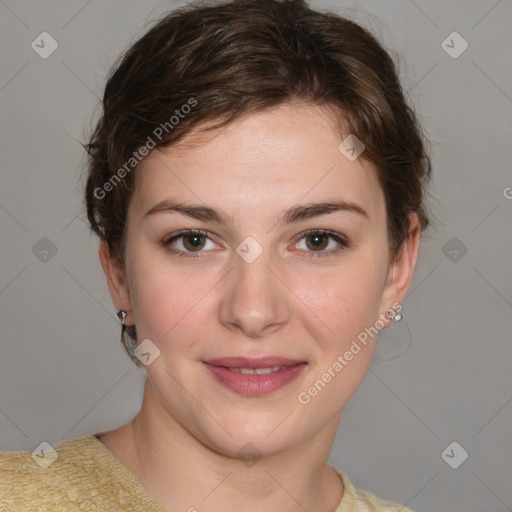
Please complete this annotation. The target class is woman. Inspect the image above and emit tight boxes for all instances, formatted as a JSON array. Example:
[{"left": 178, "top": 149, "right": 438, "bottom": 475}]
[{"left": 0, "top": 0, "right": 431, "bottom": 510}]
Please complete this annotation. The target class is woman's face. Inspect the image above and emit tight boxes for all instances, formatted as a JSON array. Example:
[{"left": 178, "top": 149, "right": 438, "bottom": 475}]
[{"left": 103, "top": 102, "right": 419, "bottom": 457}]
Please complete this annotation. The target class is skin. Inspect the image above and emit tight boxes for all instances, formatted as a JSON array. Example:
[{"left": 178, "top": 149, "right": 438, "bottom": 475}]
[{"left": 98, "top": 101, "right": 421, "bottom": 512}]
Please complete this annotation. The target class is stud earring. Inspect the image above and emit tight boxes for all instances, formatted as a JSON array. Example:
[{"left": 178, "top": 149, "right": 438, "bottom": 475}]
[
  {"left": 390, "top": 308, "right": 403, "bottom": 322},
  {"left": 116, "top": 309, "right": 127, "bottom": 325}
]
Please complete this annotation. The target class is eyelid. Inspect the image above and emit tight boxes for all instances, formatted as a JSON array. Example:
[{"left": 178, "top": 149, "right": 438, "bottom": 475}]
[
  {"left": 294, "top": 228, "right": 348, "bottom": 244},
  {"left": 162, "top": 228, "right": 212, "bottom": 244}
]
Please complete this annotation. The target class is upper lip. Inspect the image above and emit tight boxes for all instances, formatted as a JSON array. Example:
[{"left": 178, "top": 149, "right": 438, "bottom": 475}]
[{"left": 203, "top": 356, "right": 306, "bottom": 368}]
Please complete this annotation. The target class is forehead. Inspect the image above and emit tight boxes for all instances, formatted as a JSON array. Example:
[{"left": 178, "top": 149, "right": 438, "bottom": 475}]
[{"left": 131, "top": 102, "right": 384, "bottom": 221}]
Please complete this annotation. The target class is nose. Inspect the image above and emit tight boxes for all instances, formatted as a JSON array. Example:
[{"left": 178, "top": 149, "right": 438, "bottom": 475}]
[{"left": 219, "top": 247, "right": 291, "bottom": 338}]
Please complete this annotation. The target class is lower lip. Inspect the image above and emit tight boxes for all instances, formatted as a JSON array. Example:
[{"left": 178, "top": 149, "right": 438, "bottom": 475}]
[{"left": 203, "top": 363, "right": 307, "bottom": 397}]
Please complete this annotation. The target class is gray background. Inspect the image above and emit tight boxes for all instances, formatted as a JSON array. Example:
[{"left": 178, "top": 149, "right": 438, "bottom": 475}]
[{"left": 1, "top": 1, "right": 511, "bottom": 511}]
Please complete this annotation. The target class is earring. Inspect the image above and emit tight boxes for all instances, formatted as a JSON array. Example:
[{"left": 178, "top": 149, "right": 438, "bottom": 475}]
[
  {"left": 116, "top": 309, "right": 127, "bottom": 325},
  {"left": 390, "top": 308, "right": 403, "bottom": 322}
]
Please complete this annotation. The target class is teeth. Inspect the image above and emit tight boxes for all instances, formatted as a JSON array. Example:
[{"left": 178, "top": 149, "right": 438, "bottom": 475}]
[{"left": 234, "top": 366, "right": 283, "bottom": 375}]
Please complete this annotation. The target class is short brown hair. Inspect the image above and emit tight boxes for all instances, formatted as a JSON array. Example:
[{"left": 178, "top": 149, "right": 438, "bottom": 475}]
[{"left": 83, "top": 0, "right": 432, "bottom": 366}]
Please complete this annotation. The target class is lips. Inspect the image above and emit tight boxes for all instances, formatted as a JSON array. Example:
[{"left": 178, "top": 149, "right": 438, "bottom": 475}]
[
  {"left": 203, "top": 356, "right": 306, "bottom": 369},
  {"left": 203, "top": 356, "right": 307, "bottom": 396}
]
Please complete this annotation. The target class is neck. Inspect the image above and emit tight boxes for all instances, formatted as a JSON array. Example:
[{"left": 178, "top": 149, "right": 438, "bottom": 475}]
[{"left": 127, "top": 378, "right": 344, "bottom": 512}]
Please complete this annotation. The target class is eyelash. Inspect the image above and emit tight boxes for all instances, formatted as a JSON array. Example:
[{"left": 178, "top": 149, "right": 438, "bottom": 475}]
[{"left": 162, "top": 229, "right": 349, "bottom": 260}]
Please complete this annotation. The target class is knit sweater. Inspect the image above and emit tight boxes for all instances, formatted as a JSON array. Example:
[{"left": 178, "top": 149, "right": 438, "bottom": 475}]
[{"left": 0, "top": 434, "right": 413, "bottom": 511}]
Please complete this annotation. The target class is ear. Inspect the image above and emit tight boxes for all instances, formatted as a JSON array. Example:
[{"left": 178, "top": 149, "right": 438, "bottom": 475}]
[
  {"left": 99, "top": 240, "right": 133, "bottom": 325},
  {"left": 379, "top": 213, "right": 421, "bottom": 328}
]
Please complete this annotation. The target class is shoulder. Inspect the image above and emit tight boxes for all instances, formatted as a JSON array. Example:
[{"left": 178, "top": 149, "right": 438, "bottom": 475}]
[
  {"left": 334, "top": 468, "right": 414, "bottom": 512},
  {"left": 0, "top": 447, "right": 69, "bottom": 511},
  {"left": 0, "top": 435, "right": 107, "bottom": 511},
  {"left": 0, "top": 446, "right": 54, "bottom": 487}
]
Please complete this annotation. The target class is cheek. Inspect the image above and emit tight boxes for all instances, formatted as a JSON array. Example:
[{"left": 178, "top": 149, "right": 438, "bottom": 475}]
[
  {"left": 127, "top": 248, "right": 218, "bottom": 346},
  {"left": 292, "top": 259, "right": 384, "bottom": 416},
  {"left": 290, "top": 256, "right": 385, "bottom": 350}
]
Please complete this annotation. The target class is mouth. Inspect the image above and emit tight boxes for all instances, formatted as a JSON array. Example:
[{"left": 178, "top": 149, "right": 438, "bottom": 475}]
[
  {"left": 225, "top": 366, "right": 292, "bottom": 375},
  {"left": 202, "top": 356, "right": 308, "bottom": 396}
]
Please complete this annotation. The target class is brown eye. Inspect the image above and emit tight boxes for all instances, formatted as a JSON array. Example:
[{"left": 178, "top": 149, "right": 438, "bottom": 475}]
[
  {"left": 162, "top": 229, "right": 217, "bottom": 258},
  {"left": 295, "top": 230, "right": 349, "bottom": 257},
  {"left": 182, "top": 233, "right": 206, "bottom": 251},
  {"left": 305, "top": 233, "right": 329, "bottom": 251}
]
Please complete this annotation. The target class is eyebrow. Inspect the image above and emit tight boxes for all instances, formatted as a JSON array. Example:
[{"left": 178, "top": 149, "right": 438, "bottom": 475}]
[{"left": 144, "top": 199, "right": 368, "bottom": 224}]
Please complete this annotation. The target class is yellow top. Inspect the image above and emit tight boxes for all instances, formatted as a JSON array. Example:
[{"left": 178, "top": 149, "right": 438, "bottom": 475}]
[{"left": 0, "top": 435, "right": 413, "bottom": 511}]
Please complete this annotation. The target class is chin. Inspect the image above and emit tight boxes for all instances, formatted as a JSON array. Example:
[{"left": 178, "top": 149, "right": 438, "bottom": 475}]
[{"left": 192, "top": 407, "right": 311, "bottom": 460}]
